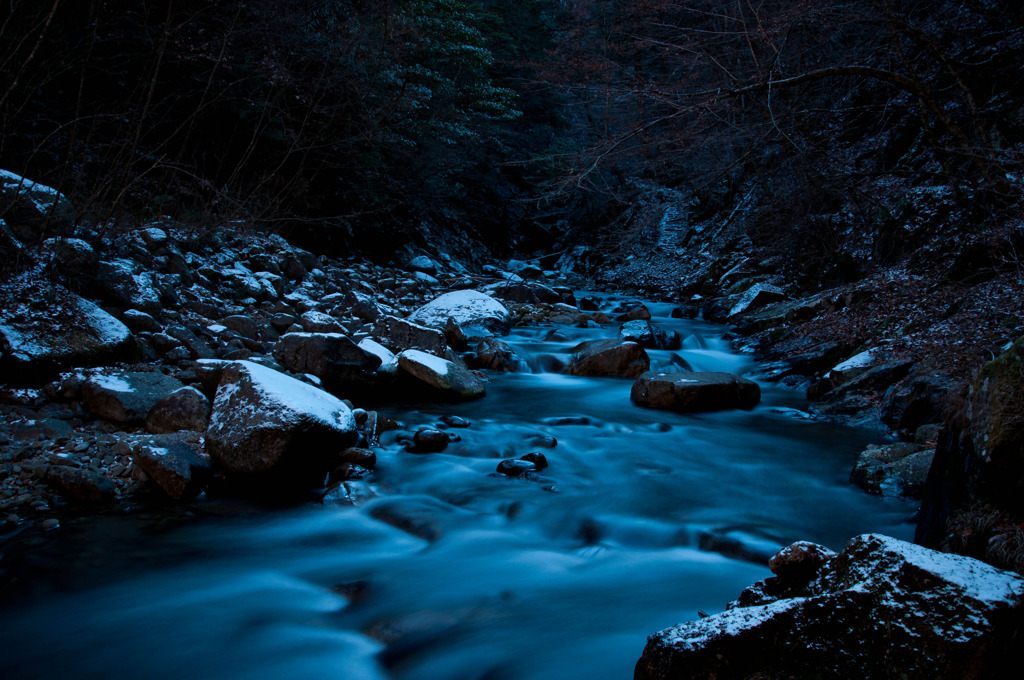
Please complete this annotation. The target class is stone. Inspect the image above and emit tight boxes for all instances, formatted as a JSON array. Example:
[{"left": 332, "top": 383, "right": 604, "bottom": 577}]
[
  {"left": 566, "top": 339, "right": 649, "bottom": 378},
  {"left": 0, "top": 169, "right": 75, "bottom": 241},
  {"left": 851, "top": 442, "right": 934, "bottom": 498},
  {"left": 133, "top": 439, "right": 212, "bottom": 499},
  {"left": 40, "top": 465, "right": 117, "bottom": 503},
  {"left": 205, "top": 360, "right": 358, "bottom": 485},
  {"left": 220, "top": 315, "right": 260, "bottom": 340},
  {"left": 481, "top": 280, "right": 561, "bottom": 304},
  {"left": 145, "top": 386, "right": 212, "bottom": 434},
  {"left": 618, "top": 320, "right": 682, "bottom": 350},
  {"left": 300, "top": 310, "right": 345, "bottom": 334},
  {"left": 82, "top": 370, "right": 185, "bottom": 423},
  {"left": 614, "top": 304, "right": 651, "bottom": 322},
  {"left": 635, "top": 534, "right": 1024, "bottom": 680},
  {"left": 441, "top": 415, "right": 471, "bottom": 428},
  {"left": 344, "top": 290, "right": 385, "bottom": 322},
  {"left": 408, "top": 290, "right": 511, "bottom": 335},
  {"left": 496, "top": 458, "right": 538, "bottom": 478},
  {"left": 410, "top": 429, "right": 450, "bottom": 453},
  {"left": 407, "top": 255, "right": 438, "bottom": 276},
  {"left": 44, "top": 237, "right": 98, "bottom": 277},
  {"left": 339, "top": 447, "right": 377, "bottom": 469},
  {"left": 122, "top": 309, "right": 162, "bottom": 334},
  {"left": 166, "top": 325, "right": 217, "bottom": 360},
  {"left": 0, "top": 279, "right": 136, "bottom": 379},
  {"left": 631, "top": 371, "right": 761, "bottom": 412},
  {"left": 398, "top": 349, "right": 486, "bottom": 400},
  {"left": 727, "top": 282, "right": 786, "bottom": 318},
  {"left": 94, "top": 259, "right": 162, "bottom": 314},
  {"left": 372, "top": 315, "right": 447, "bottom": 355},
  {"left": 273, "top": 332, "right": 385, "bottom": 395},
  {"left": 469, "top": 337, "right": 526, "bottom": 372},
  {"left": 520, "top": 452, "right": 548, "bottom": 470}
]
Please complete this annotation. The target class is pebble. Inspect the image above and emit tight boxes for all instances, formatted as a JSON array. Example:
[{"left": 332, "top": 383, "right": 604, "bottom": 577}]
[{"left": 40, "top": 518, "right": 60, "bottom": 530}]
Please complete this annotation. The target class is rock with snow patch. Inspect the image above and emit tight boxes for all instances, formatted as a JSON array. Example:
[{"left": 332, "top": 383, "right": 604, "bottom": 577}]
[
  {"left": 635, "top": 533, "right": 1024, "bottom": 680},
  {"left": 273, "top": 332, "right": 387, "bottom": 394},
  {"left": 398, "top": 349, "right": 486, "bottom": 400},
  {"left": 93, "top": 259, "right": 162, "bottom": 314},
  {"left": 0, "top": 280, "right": 136, "bottom": 379},
  {"left": 357, "top": 338, "right": 398, "bottom": 378},
  {"left": 482, "top": 280, "right": 561, "bottom": 304},
  {"left": 205, "top": 360, "right": 358, "bottom": 484},
  {"left": 407, "top": 255, "right": 439, "bottom": 276},
  {"left": 82, "top": 370, "right": 186, "bottom": 423},
  {"left": 133, "top": 438, "right": 212, "bottom": 499},
  {"left": 343, "top": 290, "right": 385, "bottom": 322},
  {"left": 0, "top": 169, "right": 75, "bottom": 241},
  {"left": 122, "top": 309, "right": 162, "bottom": 334},
  {"left": 145, "top": 386, "right": 211, "bottom": 434},
  {"left": 619, "top": 320, "right": 682, "bottom": 350},
  {"left": 631, "top": 371, "right": 760, "bottom": 412},
  {"left": 372, "top": 315, "right": 447, "bottom": 355},
  {"left": 408, "top": 290, "right": 511, "bottom": 335},
  {"left": 727, "top": 282, "right": 786, "bottom": 318},
  {"left": 300, "top": 310, "right": 345, "bottom": 334},
  {"left": 44, "top": 237, "right": 98, "bottom": 278},
  {"left": 566, "top": 339, "right": 649, "bottom": 378}
]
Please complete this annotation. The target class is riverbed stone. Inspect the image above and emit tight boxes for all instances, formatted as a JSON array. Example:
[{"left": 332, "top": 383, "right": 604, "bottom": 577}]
[
  {"left": 0, "top": 169, "right": 75, "bottom": 241},
  {"left": 631, "top": 371, "right": 760, "bottom": 412},
  {"left": 566, "top": 339, "right": 650, "bottom": 378},
  {"left": 83, "top": 370, "right": 185, "bottom": 423},
  {"left": 273, "top": 332, "right": 384, "bottom": 395},
  {"left": 132, "top": 438, "right": 212, "bottom": 499},
  {"left": 145, "top": 386, "right": 211, "bottom": 434},
  {"left": 408, "top": 290, "right": 511, "bottom": 335},
  {"left": 851, "top": 441, "right": 934, "bottom": 498},
  {"left": 398, "top": 349, "right": 486, "bottom": 400},
  {"left": 618, "top": 320, "right": 682, "bottom": 350},
  {"left": 39, "top": 465, "right": 117, "bottom": 503},
  {"left": 372, "top": 315, "right": 447, "bottom": 355},
  {"left": 205, "top": 360, "right": 358, "bottom": 484},
  {"left": 635, "top": 533, "right": 1024, "bottom": 680}
]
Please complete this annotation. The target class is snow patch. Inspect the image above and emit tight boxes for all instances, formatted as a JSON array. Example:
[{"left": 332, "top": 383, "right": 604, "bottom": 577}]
[
  {"left": 400, "top": 349, "right": 451, "bottom": 376},
  {"left": 832, "top": 348, "right": 877, "bottom": 373},
  {"left": 92, "top": 374, "right": 135, "bottom": 393}
]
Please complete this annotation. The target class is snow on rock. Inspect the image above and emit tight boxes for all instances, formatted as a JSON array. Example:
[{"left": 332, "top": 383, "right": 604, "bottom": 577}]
[
  {"left": 273, "top": 332, "right": 388, "bottom": 395},
  {"left": 631, "top": 371, "right": 761, "bottom": 412},
  {"left": 635, "top": 533, "right": 1024, "bottom": 680},
  {"left": 358, "top": 338, "right": 398, "bottom": 377},
  {"left": 372, "top": 315, "right": 447, "bottom": 355},
  {"left": 94, "top": 259, "right": 162, "bottom": 314},
  {"left": 0, "top": 278, "right": 136, "bottom": 379},
  {"left": 0, "top": 168, "right": 75, "bottom": 240},
  {"left": 132, "top": 436, "right": 212, "bottom": 499},
  {"left": 398, "top": 349, "right": 486, "bottom": 400},
  {"left": 832, "top": 348, "right": 878, "bottom": 373},
  {"left": 82, "top": 370, "right": 185, "bottom": 423},
  {"left": 205, "top": 360, "right": 357, "bottom": 484},
  {"left": 727, "top": 283, "right": 786, "bottom": 318},
  {"left": 408, "top": 290, "right": 511, "bottom": 335}
]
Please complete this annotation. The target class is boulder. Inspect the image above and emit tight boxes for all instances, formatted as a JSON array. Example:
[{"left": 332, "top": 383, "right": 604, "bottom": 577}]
[
  {"left": 273, "top": 332, "right": 385, "bottom": 394},
  {"left": 468, "top": 337, "right": 526, "bottom": 372},
  {"left": 145, "top": 386, "right": 212, "bottom": 434},
  {"left": 631, "top": 371, "right": 760, "bottom": 412},
  {"left": 357, "top": 338, "right": 399, "bottom": 378},
  {"left": 372, "top": 315, "right": 447, "bottom": 355},
  {"left": 205, "top": 360, "right": 358, "bottom": 484},
  {"left": 727, "top": 282, "right": 786, "bottom": 318},
  {"left": 300, "top": 310, "right": 345, "bottom": 334},
  {"left": 93, "top": 259, "right": 162, "bottom": 314},
  {"left": 407, "top": 255, "right": 439, "bottom": 276},
  {"left": 408, "top": 290, "right": 511, "bottom": 335},
  {"left": 0, "top": 281, "right": 136, "bottom": 379},
  {"left": 481, "top": 280, "right": 561, "bottom": 304},
  {"left": 44, "top": 237, "right": 98, "bottom": 279},
  {"left": 566, "top": 339, "right": 649, "bottom": 378},
  {"left": 398, "top": 349, "right": 486, "bottom": 400},
  {"left": 0, "top": 168, "right": 75, "bottom": 241},
  {"left": 618, "top": 320, "right": 682, "bottom": 350},
  {"left": 133, "top": 438, "right": 212, "bottom": 499},
  {"left": 851, "top": 442, "right": 934, "bottom": 498},
  {"left": 635, "top": 534, "right": 1024, "bottom": 680},
  {"left": 39, "top": 466, "right": 117, "bottom": 503},
  {"left": 82, "top": 370, "right": 185, "bottom": 423}
]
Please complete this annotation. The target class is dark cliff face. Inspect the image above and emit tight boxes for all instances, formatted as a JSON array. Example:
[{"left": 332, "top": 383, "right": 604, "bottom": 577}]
[{"left": 917, "top": 338, "right": 1024, "bottom": 574}]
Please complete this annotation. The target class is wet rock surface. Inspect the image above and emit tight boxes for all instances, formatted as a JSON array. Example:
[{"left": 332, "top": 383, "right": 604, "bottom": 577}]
[{"left": 631, "top": 371, "right": 761, "bottom": 412}]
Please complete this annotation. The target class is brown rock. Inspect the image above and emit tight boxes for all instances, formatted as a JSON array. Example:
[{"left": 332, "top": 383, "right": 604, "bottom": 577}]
[{"left": 631, "top": 371, "right": 760, "bottom": 412}]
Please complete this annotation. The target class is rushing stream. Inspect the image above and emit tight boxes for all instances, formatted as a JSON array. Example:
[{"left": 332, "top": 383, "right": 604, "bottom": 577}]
[{"left": 0, "top": 295, "right": 915, "bottom": 680}]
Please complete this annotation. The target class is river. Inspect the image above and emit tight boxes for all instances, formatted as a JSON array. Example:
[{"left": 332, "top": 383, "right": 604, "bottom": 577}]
[{"left": 0, "top": 294, "right": 915, "bottom": 680}]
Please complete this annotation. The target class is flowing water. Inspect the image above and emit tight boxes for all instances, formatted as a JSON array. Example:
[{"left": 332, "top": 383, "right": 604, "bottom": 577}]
[{"left": 0, "top": 295, "right": 915, "bottom": 680}]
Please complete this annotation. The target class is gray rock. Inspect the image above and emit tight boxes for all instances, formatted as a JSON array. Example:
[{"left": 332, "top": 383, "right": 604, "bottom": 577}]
[
  {"left": 631, "top": 371, "right": 761, "bottom": 412},
  {"left": 0, "top": 169, "right": 75, "bottom": 241},
  {"left": 205, "top": 360, "right": 358, "bottom": 484},
  {"left": 273, "top": 332, "right": 386, "bottom": 394},
  {"left": 82, "top": 370, "right": 186, "bottom": 423},
  {"left": 94, "top": 259, "right": 162, "bottom": 314},
  {"left": 407, "top": 255, "right": 438, "bottom": 276},
  {"left": 133, "top": 439, "right": 212, "bottom": 499},
  {"left": 44, "top": 237, "right": 98, "bottom": 277},
  {"left": 0, "top": 281, "right": 136, "bottom": 379},
  {"left": 300, "top": 310, "right": 345, "bottom": 333},
  {"left": 408, "top": 290, "right": 511, "bottom": 335},
  {"left": 372, "top": 315, "right": 447, "bottom": 355},
  {"left": 619, "top": 320, "right": 682, "bottom": 350},
  {"left": 566, "top": 339, "right": 650, "bottom": 378},
  {"left": 851, "top": 442, "right": 934, "bottom": 498},
  {"left": 636, "top": 534, "right": 1024, "bottom": 680},
  {"left": 727, "top": 282, "right": 786, "bottom": 318},
  {"left": 398, "top": 349, "right": 486, "bottom": 400},
  {"left": 166, "top": 325, "right": 217, "bottom": 360},
  {"left": 145, "top": 386, "right": 212, "bottom": 434}
]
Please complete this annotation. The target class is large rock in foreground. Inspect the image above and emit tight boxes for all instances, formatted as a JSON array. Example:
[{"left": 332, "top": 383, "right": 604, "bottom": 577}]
[
  {"left": 0, "top": 280, "right": 136, "bottom": 380},
  {"left": 631, "top": 371, "right": 760, "bottom": 412},
  {"left": 566, "top": 339, "right": 649, "bottom": 378},
  {"left": 398, "top": 349, "right": 486, "bottom": 400},
  {"left": 205, "top": 360, "right": 357, "bottom": 485},
  {"left": 408, "top": 290, "right": 511, "bottom": 335},
  {"left": 636, "top": 534, "right": 1024, "bottom": 680}
]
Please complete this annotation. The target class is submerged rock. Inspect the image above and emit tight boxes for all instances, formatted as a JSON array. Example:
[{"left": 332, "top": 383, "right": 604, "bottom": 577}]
[
  {"left": 636, "top": 533, "right": 1024, "bottom": 680},
  {"left": 205, "top": 360, "right": 358, "bottom": 485},
  {"left": 631, "top": 371, "right": 760, "bottom": 412}
]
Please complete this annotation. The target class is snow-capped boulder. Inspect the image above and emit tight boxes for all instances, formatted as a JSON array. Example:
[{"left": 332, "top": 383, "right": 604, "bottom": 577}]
[
  {"left": 727, "top": 283, "right": 786, "bottom": 318},
  {"left": 635, "top": 534, "right": 1024, "bottom": 680},
  {"left": 398, "top": 349, "right": 486, "bottom": 400},
  {"left": 205, "top": 360, "right": 358, "bottom": 484},
  {"left": 408, "top": 290, "right": 511, "bottom": 335},
  {"left": 0, "top": 168, "right": 75, "bottom": 241},
  {"left": 273, "top": 332, "right": 387, "bottom": 394},
  {"left": 82, "top": 370, "right": 185, "bottom": 423},
  {"left": 0, "top": 279, "right": 136, "bottom": 379},
  {"left": 631, "top": 371, "right": 760, "bottom": 412},
  {"left": 566, "top": 339, "right": 649, "bottom": 378},
  {"left": 357, "top": 338, "right": 398, "bottom": 377}
]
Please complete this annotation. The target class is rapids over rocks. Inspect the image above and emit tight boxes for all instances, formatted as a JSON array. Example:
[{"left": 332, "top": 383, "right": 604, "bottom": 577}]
[{"left": 0, "top": 296, "right": 915, "bottom": 680}]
